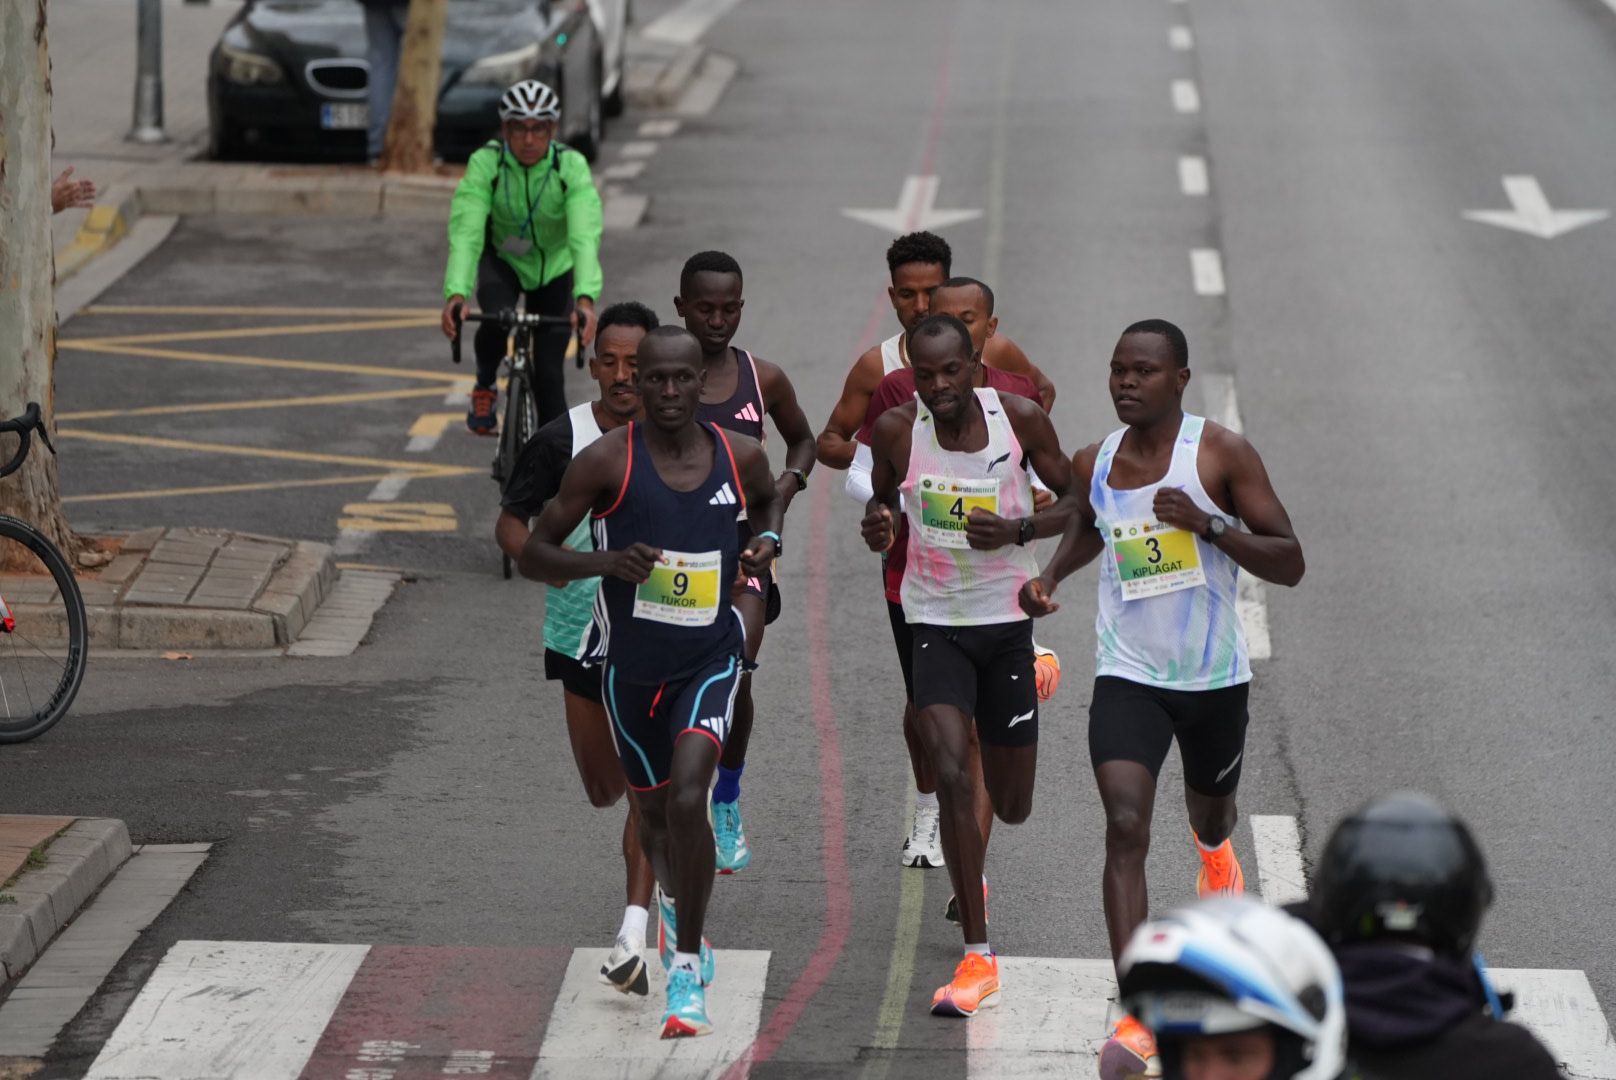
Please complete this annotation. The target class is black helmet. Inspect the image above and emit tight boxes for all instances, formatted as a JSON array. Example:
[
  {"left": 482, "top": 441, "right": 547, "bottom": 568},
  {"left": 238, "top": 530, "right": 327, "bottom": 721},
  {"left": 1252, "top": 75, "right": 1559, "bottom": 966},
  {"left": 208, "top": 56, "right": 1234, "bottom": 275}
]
[{"left": 1311, "top": 792, "right": 1494, "bottom": 957}]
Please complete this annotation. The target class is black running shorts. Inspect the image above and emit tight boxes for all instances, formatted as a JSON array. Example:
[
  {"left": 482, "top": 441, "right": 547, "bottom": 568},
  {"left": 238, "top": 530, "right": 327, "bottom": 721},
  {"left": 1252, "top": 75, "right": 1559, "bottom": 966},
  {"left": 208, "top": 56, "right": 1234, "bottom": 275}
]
[
  {"left": 602, "top": 653, "right": 745, "bottom": 790},
  {"left": 887, "top": 600, "right": 915, "bottom": 703},
  {"left": 544, "top": 648, "right": 602, "bottom": 704},
  {"left": 1088, "top": 675, "right": 1250, "bottom": 796},
  {"left": 910, "top": 620, "right": 1038, "bottom": 748}
]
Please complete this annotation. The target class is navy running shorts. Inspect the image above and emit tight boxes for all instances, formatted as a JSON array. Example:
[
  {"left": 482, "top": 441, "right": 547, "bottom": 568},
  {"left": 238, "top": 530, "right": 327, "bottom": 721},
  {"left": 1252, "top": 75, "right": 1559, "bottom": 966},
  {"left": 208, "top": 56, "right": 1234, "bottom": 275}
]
[
  {"left": 602, "top": 652, "right": 746, "bottom": 790},
  {"left": 1088, "top": 675, "right": 1250, "bottom": 796}
]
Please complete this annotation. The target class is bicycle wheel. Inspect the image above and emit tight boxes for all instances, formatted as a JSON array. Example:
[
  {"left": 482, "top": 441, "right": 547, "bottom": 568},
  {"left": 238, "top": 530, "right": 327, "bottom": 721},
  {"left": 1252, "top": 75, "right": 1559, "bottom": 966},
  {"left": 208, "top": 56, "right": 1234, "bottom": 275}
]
[
  {"left": 0, "top": 515, "right": 88, "bottom": 743},
  {"left": 497, "top": 371, "right": 540, "bottom": 579}
]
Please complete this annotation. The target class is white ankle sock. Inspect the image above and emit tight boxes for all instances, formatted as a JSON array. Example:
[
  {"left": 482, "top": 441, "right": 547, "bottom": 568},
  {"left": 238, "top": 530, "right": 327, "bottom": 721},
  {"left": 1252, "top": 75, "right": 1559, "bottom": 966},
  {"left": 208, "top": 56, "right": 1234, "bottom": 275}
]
[
  {"left": 966, "top": 942, "right": 993, "bottom": 956},
  {"left": 672, "top": 951, "right": 701, "bottom": 974},
  {"left": 914, "top": 790, "right": 938, "bottom": 811},
  {"left": 620, "top": 904, "right": 649, "bottom": 945}
]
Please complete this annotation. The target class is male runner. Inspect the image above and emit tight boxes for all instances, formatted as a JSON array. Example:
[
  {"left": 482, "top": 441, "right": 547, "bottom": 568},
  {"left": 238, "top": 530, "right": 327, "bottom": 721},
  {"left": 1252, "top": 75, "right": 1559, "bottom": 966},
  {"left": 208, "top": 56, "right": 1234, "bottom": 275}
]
[
  {"left": 496, "top": 301, "right": 658, "bottom": 995},
  {"left": 1018, "top": 319, "right": 1305, "bottom": 1074},
  {"left": 673, "top": 250, "right": 816, "bottom": 873},
  {"left": 521, "top": 327, "right": 783, "bottom": 1038},
  {"left": 851, "top": 277, "right": 1058, "bottom": 874},
  {"left": 862, "top": 314, "right": 1073, "bottom": 1017},
  {"left": 816, "top": 230, "right": 1054, "bottom": 473}
]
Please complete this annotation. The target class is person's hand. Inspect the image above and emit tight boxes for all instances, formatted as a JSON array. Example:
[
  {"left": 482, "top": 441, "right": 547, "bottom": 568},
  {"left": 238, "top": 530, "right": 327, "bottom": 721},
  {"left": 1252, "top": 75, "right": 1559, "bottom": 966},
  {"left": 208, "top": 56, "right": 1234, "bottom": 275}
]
[
  {"left": 966, "top": 507, "right": 1020, "bottom": 550},
  {"left": 1152, "top": 486, "right": 1211, "bottom": 536},
  {"left": 605, "top": 542, "right": 661, "bottom": 584},
  {"left": 441, "top": 296, "right": 466, "bottom": 339},
  {"left": 861, "top": 504, "right": 895, "bottom": 553},
  {"left": 740, "top": 535, "right": 777, "bottom": 578},
  {"left": 50, "top": 167, "right": 96, "bottom": 214},
  {"left": 1019, "top": 576, "right": 1060, "bottom": 617},
  {"left": 1032, "top": 486, "right": 1055, "bottom": 512},
  {"left": 572, "top": 297, "right": 598, "bottom": 348}
]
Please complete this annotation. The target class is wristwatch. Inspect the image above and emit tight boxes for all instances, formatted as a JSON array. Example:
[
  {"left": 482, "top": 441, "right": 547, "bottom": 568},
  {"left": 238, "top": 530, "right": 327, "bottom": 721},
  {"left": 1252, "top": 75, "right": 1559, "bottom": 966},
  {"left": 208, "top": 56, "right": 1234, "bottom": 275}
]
[
  {"left": 785, "top": 467, "right": 808, "bottom": 492},
  {"left": 757, "top": 530, "right": 783, "bottom": 558},
  {"left": 1202, "top": 516, "right": 1228, "bottom": 542},
  {"left": 1016, "top": 517, "right": 1035, "bottom": 546}
]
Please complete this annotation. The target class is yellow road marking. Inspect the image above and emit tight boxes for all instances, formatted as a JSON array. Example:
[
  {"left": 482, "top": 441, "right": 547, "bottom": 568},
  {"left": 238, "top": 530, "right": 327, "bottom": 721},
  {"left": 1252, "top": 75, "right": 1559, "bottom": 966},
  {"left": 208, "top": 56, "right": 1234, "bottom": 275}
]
[
  {"left": 338, "top": 502, "right": 458, "bottom": 532},
  {"left": 861, "top": 795, "right": 928, "bottom": 1080},
  {"left": 56, "top": 427, "right": 476, "bottom": 476},
  {"left": 70, "top": 316, "right": 438, "bottom": 348},
  {"left": 58, "top": 386, "right": 449, "bottom": 422},
  {"left": 59, "top": 339, "right": 467, "bottom": 384},
  {"left": 407, "top": 413, "right": 463, "bottom": 439},
  {"left": 82, "top": 305, "right": 439, "bottom": 317},
  {"left": 62, "top": 472, "right": 407, "bottom": 504}
]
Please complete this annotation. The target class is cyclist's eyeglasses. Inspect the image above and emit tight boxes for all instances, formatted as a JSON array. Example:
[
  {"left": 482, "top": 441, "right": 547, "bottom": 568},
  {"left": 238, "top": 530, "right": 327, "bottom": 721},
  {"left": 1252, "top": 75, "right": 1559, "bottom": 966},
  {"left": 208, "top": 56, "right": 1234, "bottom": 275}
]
[{"left": 505, "top": 121, "right": 555, "bottom": 140}]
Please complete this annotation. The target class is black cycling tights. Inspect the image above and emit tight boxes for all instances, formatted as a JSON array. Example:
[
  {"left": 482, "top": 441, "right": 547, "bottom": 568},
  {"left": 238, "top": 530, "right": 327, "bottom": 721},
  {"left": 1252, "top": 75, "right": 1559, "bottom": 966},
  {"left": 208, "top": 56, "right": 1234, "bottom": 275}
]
[{"left": 473, "top": 256, "right": 574, "bottom": 427}]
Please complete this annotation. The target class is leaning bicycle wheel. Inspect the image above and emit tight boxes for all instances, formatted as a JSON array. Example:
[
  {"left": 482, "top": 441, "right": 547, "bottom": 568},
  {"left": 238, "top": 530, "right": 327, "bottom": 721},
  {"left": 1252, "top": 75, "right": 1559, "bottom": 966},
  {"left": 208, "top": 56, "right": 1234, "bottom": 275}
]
[
  {"left": 0, "top": 515, "right": 88, "bottom": 744},
  {"left": 497, "top": 371, "right": 541, "bottom": 580}
]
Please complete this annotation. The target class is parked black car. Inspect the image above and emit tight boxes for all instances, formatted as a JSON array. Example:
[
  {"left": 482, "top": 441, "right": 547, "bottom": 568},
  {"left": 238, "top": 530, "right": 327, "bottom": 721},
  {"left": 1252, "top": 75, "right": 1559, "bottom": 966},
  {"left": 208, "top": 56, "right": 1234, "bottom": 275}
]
[{"left": 207, "top": 0, "right": 604, "bottom": 162}]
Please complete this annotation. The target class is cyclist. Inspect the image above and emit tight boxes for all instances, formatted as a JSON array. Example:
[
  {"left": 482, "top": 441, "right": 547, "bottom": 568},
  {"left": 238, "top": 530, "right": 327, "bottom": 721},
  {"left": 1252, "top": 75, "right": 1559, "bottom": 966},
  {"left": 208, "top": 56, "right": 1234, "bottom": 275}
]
[
  {"left": 1305, "top": 793, "right": 1563, "bottom": 1080},
  {"left": 440, "top": 79, "right": 603, "bottom": 433},
  {"left": 1117, "top": 896, "right": 1352, "bottom": 1080}
]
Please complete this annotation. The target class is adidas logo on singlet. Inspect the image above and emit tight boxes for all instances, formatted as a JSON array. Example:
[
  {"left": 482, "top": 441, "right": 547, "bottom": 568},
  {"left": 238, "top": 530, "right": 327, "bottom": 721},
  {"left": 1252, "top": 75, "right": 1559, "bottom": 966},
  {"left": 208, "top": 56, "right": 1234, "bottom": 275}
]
[
  {"left": 708, "top": 482, "right": 738, "bottom": 506},
  {"left": 734, "top": 403, "right": 761, "bottom": 423}
]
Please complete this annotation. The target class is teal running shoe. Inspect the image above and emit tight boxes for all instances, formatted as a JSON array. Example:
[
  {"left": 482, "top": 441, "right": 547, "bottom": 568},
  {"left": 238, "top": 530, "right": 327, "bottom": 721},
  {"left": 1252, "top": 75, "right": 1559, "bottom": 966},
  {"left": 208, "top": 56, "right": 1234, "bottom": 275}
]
[
  {"left": 713, "top": 798, "right": 752, "bottom": 873},
  {"left": 655, "top": 889, "right": 715, "bottom": 986},
  {"left": 660, "top": 968, "right": 713, "bottom": 1039}
]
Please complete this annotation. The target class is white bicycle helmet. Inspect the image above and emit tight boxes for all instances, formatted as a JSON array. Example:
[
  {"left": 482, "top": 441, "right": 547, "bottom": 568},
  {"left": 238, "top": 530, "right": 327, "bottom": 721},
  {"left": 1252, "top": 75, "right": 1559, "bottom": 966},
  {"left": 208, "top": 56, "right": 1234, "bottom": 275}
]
[
  {"left": 1119, "top": 897, "right": 1349, "bottom": 1080},
  {"left": 499, "top": 79, "right": 561, "bottom": 121}
]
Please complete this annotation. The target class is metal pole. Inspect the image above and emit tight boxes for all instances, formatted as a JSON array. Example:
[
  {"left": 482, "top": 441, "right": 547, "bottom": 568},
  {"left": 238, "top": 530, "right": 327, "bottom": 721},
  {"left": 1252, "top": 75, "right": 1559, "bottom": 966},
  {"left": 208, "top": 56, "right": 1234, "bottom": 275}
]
[{"left": 128, "top": 0, "right": 168, "bottom": 143}]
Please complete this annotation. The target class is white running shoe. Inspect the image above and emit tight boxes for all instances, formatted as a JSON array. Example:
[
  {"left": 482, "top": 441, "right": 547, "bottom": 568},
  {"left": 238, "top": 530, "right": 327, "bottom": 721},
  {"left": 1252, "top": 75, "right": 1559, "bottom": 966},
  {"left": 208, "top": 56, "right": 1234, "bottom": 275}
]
[
  {"left": 599, "top": 933, "right": 649, "bottom": 996},
  {"left": 901, "top": 803, "right": 945, "bottom": 868}
]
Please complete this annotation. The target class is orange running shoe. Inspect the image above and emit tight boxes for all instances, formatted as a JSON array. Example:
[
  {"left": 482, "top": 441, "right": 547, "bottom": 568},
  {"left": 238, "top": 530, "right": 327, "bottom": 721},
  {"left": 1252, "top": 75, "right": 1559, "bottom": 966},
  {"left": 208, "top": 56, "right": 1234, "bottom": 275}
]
[
  {"left": 930, "top": 951, "right": 1000, "bottom": 1017},
  {"left": 1098, "top": 1013, "right": 1162, "bottom": 1079},
  {"left": 466, "top": 387, "right": 498, "bottom": 436},
  {"left": 1032, "top": 644, "right": 1062, "bottom": 702},
  {"left": 1194, "top": 835, "right": 1246, "bottom": 898}
]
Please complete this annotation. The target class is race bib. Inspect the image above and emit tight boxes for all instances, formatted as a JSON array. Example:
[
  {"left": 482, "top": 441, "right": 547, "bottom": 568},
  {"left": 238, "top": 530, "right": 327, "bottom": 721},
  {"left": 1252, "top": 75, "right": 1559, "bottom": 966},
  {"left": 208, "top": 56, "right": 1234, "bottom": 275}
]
[
  {"left": 917, "top": 475, "right": 999, "bottom": 550},
  {"left": 633, "top": 549, "right": 721, "bottom": 626},
  {"left": 1109, "top": 518, "right": 1206, "bottom": 601}
]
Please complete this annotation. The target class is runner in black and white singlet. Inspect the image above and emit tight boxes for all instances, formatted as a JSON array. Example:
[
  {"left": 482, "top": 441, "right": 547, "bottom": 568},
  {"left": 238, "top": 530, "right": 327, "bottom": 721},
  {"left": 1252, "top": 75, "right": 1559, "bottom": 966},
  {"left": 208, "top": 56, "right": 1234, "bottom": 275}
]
[
  {"left": 1018, "top": 319, "right": 1305, "bottom": 1077},
  {"left": 862, "top": 315, "right": 1074, "bottom": 1020},
  {"left": 521, "top": 327, "right": 784, "bottom": 1041},
  {"left": 674, "top": 250, "right": 817, "bottom": 874}
]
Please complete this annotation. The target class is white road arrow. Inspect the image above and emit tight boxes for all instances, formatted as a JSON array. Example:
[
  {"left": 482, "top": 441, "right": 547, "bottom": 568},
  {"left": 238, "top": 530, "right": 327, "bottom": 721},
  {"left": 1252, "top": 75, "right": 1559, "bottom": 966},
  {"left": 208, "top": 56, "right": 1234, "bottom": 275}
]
[
  {"left": 1463, "top": 175, "right": 1608, "bottom": 239},
  {"left": 842, "top": 175, "right": 982, "bottom": 233}
]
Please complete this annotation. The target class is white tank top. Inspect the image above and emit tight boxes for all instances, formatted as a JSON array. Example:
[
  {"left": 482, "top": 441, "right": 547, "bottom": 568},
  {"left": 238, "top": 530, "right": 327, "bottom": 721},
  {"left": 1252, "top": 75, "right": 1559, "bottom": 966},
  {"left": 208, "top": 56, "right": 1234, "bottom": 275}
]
[
  {"left": 900, "top": 387, "right": 1038, "bottom": 626},
  {"left": 1090, "top": 414, "right": 1249, "bottom": 690},
  {"left": 880, "top": 332, "right": 906, "bottom": 374}
]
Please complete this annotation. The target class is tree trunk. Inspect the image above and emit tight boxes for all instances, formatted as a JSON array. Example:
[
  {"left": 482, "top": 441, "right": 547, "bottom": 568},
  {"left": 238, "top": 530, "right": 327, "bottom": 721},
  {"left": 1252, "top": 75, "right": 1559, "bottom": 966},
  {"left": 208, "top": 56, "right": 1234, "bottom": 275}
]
[
  {"left": 378, "top": 0, "right": 447, "bottom": 174},
  {"left": 0, "top": 0, "right": 78, "bottom": 560}
]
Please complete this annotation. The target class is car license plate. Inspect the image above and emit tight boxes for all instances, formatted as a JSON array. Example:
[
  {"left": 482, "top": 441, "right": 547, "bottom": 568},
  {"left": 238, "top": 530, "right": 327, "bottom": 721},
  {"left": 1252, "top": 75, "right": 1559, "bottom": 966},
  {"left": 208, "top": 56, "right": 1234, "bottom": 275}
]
[{"left": 320, "top": 103, "right": 368, "bottom": 130}]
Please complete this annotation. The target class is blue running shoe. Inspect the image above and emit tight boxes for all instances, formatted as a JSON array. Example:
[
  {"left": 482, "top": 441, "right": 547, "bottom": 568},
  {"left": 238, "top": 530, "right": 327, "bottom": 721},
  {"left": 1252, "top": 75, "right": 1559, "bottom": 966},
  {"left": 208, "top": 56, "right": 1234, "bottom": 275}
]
[
  {"left": 660, "top": 968, "right": 713, "bottom": 1039},
  {"left": 713, "top": 798, "right": 751, "bottom": 873},
  {"left": 655, "top": 889, "right": 716, "bottom": 985}
]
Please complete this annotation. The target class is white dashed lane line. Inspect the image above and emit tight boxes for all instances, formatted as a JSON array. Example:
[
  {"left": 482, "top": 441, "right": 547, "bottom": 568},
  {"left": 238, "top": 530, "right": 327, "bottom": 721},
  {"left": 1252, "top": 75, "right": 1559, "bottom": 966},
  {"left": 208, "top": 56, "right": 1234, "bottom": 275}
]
[
  {"left": 1178, "top": 154, "right": 1209, "bottom": 196},
  {"left": 1189, "top": 247, "right": 1225, "bottom": 295},
  {"left": 638, "top": 119, "right": 682, "bottom": 138},
  {"left": 1169, "top": 25, "right": 1195, "bottom": 50},
  {"left": 617, "top": 140, "right": 660, "bottom": 159},
  {"left": 604, "top": 160, "right": 648, "bottom": 182},
  {"left": 1171, "top": 78, "right": 1201, "bottom": 114}
]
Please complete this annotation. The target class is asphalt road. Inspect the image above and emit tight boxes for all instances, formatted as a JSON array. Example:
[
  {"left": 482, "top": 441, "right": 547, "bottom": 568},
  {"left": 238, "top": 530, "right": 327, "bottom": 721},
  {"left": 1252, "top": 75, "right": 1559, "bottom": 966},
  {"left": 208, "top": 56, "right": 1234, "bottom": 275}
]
[{"left": 5, "top": 0, "right": 1615, "bottom": 1075}]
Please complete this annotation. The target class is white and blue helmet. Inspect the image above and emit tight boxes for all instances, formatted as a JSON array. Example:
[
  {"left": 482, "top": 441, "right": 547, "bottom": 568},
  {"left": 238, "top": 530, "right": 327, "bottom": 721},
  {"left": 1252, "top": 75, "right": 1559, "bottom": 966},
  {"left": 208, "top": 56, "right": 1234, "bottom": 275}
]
[
  {"left": 1119, "top": 897, "right": 1349, "bottom": 1080},
  {"left": 499, "top": 79, "right": 560, "bottom": 122}
]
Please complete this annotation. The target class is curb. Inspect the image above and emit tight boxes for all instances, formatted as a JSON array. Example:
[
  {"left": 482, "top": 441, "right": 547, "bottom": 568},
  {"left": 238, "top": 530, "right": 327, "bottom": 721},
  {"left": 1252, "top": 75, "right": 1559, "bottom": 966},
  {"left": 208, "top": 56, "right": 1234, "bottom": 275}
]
[
  {"left": 0, "top": 819, "right": 132, "bottom": 984},
  {"left": 54, "top": 186, "right": 140, "bottom": 284}
]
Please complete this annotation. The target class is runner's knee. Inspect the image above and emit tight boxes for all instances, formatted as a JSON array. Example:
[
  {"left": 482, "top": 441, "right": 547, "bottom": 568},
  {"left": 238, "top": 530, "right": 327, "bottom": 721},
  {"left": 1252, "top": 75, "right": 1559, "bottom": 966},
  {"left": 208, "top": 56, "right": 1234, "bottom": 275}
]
[
  {"left": 1105, "top": 804, "right": 1151, "bottom": 858},
  {"left": 666, "top": 782, "right": 710, "bottom": 829}
]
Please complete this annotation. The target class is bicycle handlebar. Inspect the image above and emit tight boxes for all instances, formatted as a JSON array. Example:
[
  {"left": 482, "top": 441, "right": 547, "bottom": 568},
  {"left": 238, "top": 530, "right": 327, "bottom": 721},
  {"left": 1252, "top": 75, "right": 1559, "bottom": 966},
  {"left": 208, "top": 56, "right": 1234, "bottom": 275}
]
[
  {"left": 450, "top": 308, "right": 577, "bottom": 366},
  {"left": 0, "top": 404, "right": 54, "bottom": 481}
]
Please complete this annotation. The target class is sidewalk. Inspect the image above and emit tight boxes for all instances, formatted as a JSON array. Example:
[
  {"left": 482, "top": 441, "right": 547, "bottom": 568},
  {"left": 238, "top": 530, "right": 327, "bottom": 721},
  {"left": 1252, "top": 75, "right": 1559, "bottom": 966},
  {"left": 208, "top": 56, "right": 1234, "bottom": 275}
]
[{"left": 0, "top": 815, "right": 131, "bottom": 984}]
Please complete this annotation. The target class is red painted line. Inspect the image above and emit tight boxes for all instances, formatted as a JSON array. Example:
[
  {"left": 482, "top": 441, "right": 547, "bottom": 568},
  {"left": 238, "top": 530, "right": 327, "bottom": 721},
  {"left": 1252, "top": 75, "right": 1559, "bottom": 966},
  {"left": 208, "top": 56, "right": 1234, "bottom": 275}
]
[
  {"left": 722, "top": 20, "right": 960, "bottom": 1073},
  {"left": 299, "top": 945, "right": 566, "bottom": 1079}
]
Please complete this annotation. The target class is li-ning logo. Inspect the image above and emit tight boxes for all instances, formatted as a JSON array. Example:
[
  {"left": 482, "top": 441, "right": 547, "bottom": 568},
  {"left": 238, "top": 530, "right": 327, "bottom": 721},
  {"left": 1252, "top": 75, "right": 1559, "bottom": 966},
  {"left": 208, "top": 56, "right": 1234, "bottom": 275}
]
[
  {"left": 986, "top": 451, "right": 1011, "bottom": 472},
  {"left": 734, "top": 402, "right": 761, "bottom": 423},
  {"left": 708, "top": 482, "right": 738, "bottom": 506}
]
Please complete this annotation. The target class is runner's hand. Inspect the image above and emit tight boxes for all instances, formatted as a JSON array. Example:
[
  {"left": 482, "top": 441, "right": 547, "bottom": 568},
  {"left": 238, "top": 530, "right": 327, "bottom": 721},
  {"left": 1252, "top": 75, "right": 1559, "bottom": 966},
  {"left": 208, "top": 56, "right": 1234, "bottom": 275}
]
[
  {"left": 572, "top": 298, "right": 598, "bottom": 348},
  {"left": 605, "top": 543, "right": 661, "bottom": 584},
  {"left": 861, "top": 505, "right": 894, "bottom": 552},
  {"left": 1152, "top": 486, "right": 1211, "bottom": 535},
  {"left": 441, "top": 296, "right": 466, "bottom": 339},
  {"left": 965, "top": 507, "right": 1018, "bottom": 550},
  {"left": 740, "top": 536, "right": 777, "bottom": 578},
  {"left": 1032, "top": 487, "right": 1055, "bottom": 512},
  {"left": 1019, "top": 576, "right": 1060, "bottom": 617},
  {"left": 51, "top": 167, "right": 96, "bottom": 213}
]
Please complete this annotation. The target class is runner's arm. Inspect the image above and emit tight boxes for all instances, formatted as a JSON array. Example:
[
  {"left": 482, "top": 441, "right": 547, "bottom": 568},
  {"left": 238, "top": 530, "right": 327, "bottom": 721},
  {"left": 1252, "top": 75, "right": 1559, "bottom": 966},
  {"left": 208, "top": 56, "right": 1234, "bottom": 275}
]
[
  {"left": 758, "top": 359, "right": 816, "bottom": 513},
  {"left": 862, "top": 410, "right": 908, "bottom": 552},
  {"left": 963, "top": 397, "right": 1074, "bottom": 549},
  {"left": 815, "top": 349, "right": 881, "bottom": 470},
  {"left": 496, "top": 427, "right": 569, "bottom": 583},
  {"left": 520, "top": 437, "right": 658, "bottom": 585},
  {"left": 985, "top": 335, "right": 1057, "bottom": 412},
  {"left": 1020, "top": 445, "right": 1104, "bottom": 616},
  {"left": 732, "top": 437, "right": 784, "bottom": 576},
  {"left": 1154, "top": 428, "right": 1305, "bottom": 587}
]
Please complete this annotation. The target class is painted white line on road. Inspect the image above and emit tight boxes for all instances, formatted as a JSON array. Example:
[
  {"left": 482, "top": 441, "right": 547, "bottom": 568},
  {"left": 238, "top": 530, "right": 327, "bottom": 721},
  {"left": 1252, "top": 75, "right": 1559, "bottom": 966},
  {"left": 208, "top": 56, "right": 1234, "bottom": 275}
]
[
  {"left": 968, "top": 958, "right": 1118, "bottom": 1076},
  {"left": 83, "top": 941, "right": 369, "bottom": 1079},
  {"left": 534, "top": 947, "right": 770, "bottom": 1078},
  {"left": 0, "top": 847, "right": 210, "bottom": 1058},
  {"left": 444, "top": 377, "right": 473, "bottom": 407},
  {"left": 639, "top": 119, "right": 682, "bottom": 138},
  {"left": 604, "top": 160, "right": 648, "bottom": 182},
  {"left": 844, "top": 175, "right": 983, "bottom": 233},
  {"left": 1190, "top": 248, "right": 1225, "bottom": 295},
  {"left": 675, "top": 53, "right": 740, "bottom": 119},
  {"left": 1169, "top": 25, "right": 1195, "bottom": 50},
  {"left": 619, "top": 140, "right": 660, "bottom": 159},
  {"left": 333, "top": 472, "right": 413, "bottom": 557},
  {"left": 642, "top": 0, "right": 744, "bottom": 45},
  {"left": 404, "top": 413, "right": 461, "bottom": 453},
  {"left": 1250, "top": 815, "right": 1308, "bottom": 906},
  {"left": 1172, "top": 78, "right": 1201, "bottom": 114},
  {"left": 1179, "top": 155, "right": 1209, "bottom": 196},
  {"left": 1199, "top": 373, "right": 1272, "bottom": 659},
  {"left": 1462, "top": 175, "right": 1608, "bottom": 239},
  {"left": 1493, "top": 968, "right": 1616, "bottom": 1079},
  {"left": 604, "top": 189, "right": 651, "bottom": 231}
]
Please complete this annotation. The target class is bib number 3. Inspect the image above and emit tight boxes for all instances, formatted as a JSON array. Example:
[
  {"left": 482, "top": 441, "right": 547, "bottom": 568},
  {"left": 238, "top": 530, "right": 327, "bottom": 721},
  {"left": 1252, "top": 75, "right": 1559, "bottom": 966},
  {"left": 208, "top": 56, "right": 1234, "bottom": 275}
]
[{"left": 1109, "top": 518, "right": 1207, "bottom": 601}]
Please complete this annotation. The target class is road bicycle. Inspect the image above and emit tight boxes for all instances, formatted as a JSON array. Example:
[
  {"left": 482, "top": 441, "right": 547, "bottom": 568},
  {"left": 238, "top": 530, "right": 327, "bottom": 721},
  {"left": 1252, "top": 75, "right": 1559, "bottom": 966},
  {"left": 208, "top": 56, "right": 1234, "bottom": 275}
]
[
  {"left": 451, "top": 308, "right": 581, "bottom": 578},
  {"left": 0, "top": 404, "right": 89, "bottom": 744}
]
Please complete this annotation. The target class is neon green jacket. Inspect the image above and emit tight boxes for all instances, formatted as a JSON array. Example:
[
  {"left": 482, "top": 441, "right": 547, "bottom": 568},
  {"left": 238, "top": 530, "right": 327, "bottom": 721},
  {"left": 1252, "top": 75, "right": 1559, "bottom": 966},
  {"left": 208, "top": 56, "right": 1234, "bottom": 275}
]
[{"left": 443, "top": 140, "right": 603, "bottom": 302}]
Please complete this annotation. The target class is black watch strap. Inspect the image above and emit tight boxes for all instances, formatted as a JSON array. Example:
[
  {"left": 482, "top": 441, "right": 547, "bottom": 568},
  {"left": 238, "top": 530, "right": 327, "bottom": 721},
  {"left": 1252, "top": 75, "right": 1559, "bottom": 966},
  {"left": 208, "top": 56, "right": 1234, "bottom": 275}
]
[
  {"left": 1017, "top": 517, "right": 1035, "bottom": 545},
  {"left": 786, "top": 467, "right": 808, "bottom": 491}
]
